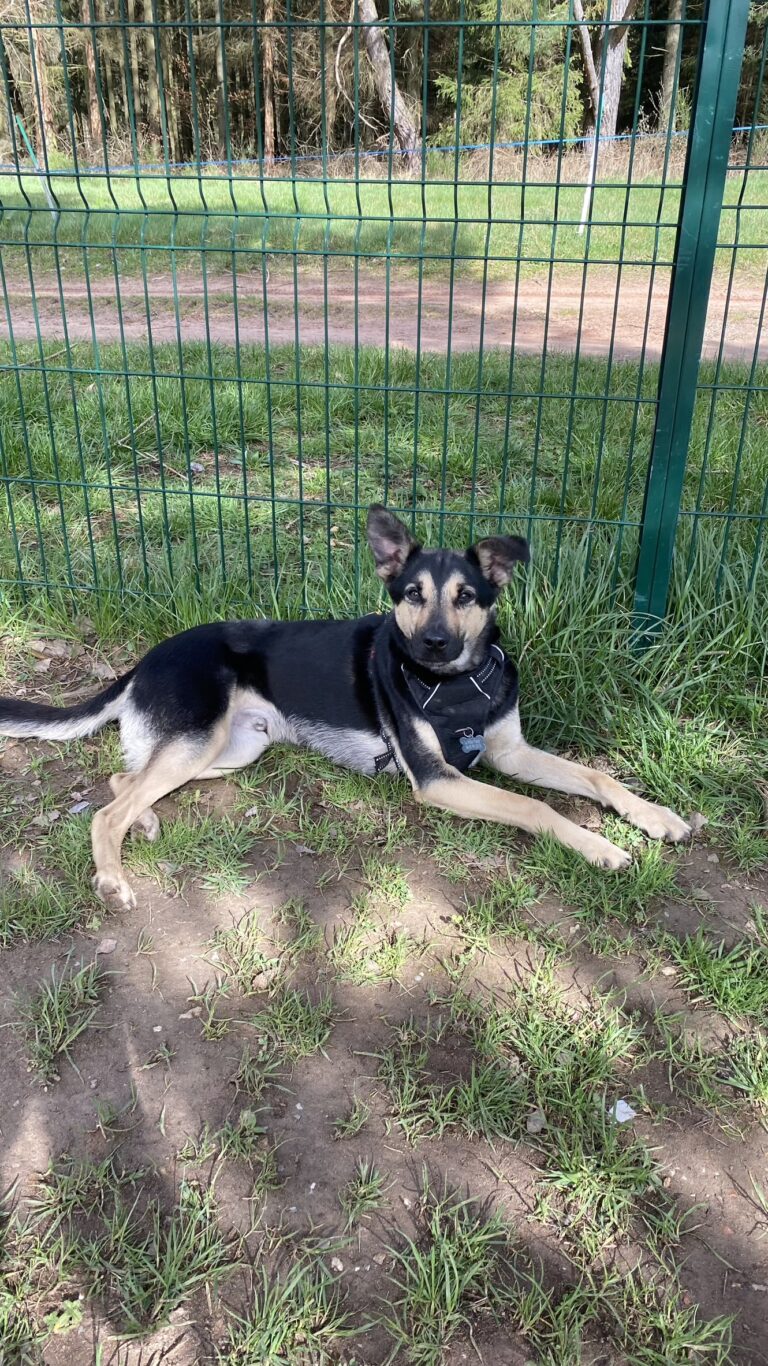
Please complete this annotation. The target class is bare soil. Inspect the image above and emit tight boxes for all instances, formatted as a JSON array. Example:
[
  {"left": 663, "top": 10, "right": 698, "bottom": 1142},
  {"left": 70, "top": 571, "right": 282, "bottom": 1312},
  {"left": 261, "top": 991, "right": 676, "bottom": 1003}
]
[
  {"left": 1, "top": 265, "right": 766, "bottom": 362},
  {"left": 1, "top": 644, "right": 767, "bottom": 1362}
]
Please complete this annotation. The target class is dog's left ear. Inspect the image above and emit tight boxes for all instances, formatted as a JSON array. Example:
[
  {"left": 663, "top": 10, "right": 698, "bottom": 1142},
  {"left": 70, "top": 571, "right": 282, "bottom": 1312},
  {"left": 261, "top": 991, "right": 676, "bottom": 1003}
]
[
  {"left": 469, "top": 535, "right": 530, "bottom": 588},
  {"left": 367, "top": 504, "right": 420, "bottom": 582}
]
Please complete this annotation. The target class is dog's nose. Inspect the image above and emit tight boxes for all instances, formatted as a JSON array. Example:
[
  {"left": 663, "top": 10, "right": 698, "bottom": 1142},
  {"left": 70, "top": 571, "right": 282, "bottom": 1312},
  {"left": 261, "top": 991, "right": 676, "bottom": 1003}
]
[{"left": 424, "top": 632, "right": 447, "bottom": 652}]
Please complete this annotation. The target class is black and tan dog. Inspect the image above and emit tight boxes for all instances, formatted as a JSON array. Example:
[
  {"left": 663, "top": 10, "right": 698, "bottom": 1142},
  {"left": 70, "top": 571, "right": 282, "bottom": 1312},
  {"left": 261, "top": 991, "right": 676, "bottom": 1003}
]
[{"left": 0, "top": 506, "right": 691, "bottom": 908}]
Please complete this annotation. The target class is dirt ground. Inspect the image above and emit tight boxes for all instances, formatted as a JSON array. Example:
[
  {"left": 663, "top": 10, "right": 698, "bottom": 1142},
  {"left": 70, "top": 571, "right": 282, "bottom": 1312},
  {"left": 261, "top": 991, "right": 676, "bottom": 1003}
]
[
  {"left": 1, "top": 265, "right": 766, "bottom": 363},
  {"left": 1, "top": 640, "right": 768, "bottom": 1363}
]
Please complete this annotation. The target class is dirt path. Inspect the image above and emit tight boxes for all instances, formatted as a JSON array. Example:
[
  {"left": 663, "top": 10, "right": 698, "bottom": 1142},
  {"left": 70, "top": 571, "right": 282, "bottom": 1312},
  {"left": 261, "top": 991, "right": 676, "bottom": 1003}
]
[{"left": 1, "top": 265, "right": 765, "bottom": 362}]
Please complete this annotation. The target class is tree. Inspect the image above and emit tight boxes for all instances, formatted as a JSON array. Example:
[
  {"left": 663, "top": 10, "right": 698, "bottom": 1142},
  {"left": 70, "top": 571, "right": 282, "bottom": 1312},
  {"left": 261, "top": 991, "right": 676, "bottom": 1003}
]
[
  {"left": 573, "top": 0, "right": 638, "bottom": 141},
  {"left": 352, "top": 0, "right": 420, "bottom": 164},
  {"left": 31, "top": 0, "right": 58, "bottom": 155},
  {"left": 82, "top": 0, "right": 102, "bottom": 148},
  {"left": 659, "top": 0, "right": 683, "bottom": 131},
  {"left": 261, "top": 0, "right": 276, "bottom": 162}
]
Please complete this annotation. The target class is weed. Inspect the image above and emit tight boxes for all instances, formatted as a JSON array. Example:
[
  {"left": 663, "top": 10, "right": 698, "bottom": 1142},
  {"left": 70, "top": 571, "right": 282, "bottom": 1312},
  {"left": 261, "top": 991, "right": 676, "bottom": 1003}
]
[
  {"left": 248, "top": 988, "right": 338, "bottom": 1061},
  {"left": 340, "top": 1159, "right": 387, "bottom": 1228},
  {"left": 217, "top": 1256, "right": 354, "bottom": 1363},
  {"left": 665, "top": 929, "right": 768, "bottom": 1020},
  {"left": 15, "top": 959, "right": 105, "bottom": 1082},
  {"left": 333, "top": 1095, "right": 371, "bottom": 1140}
]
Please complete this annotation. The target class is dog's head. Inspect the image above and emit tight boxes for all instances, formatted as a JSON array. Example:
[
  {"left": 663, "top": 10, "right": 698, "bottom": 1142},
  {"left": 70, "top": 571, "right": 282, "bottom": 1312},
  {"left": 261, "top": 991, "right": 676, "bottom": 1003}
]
[{"left": 367, "top": 505, "right": 529, "bottom": 673}]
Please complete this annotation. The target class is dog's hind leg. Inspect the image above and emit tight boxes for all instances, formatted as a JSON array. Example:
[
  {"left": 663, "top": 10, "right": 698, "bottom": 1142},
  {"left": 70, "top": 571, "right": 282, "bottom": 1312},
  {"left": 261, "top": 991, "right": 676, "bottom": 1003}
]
[
  {"left": 109, "top": 773, "right": 160, "bottom": 842},
  {"left": 485, "top": 714, "right": 691, "bottom": 843},
  {"left": 92, "top": 724, "right": 229, "bottom": 910}
]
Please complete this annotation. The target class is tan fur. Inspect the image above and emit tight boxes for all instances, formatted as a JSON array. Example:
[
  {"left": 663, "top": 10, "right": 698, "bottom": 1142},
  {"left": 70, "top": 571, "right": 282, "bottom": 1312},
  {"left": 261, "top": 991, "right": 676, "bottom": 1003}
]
[
  {"left": 439, "top": 570, "right": 489, "bottom": 647},
  {"left": 92, "top": 720, "right": 230, "bottom": 909},
  {"left": 484, "top": 714, "right": 691, "bottom": 843},
  {"left": 415, "top": 774, "right": 631, "bottom": 870},
  {"left": 393, "top": 572, "right": 438, "bottom": 639},
  {"left": 411, "top": 718, "right": 628, "bottom": 867}
]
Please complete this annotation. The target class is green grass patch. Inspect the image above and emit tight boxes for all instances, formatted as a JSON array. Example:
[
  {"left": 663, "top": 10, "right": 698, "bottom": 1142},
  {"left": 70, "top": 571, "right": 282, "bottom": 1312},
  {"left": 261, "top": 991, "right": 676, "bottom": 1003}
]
[
  {"left": 665, "top": 929, "right": 768, "bottom": 1021},
  {"left": 15, "top": 958, "right": 105, "bottom": 1083},
  {"left": 2, "top": 159, "right": 765, "bottom": 277},
  {"left": 248, "top": 987, "right": 338, "bottom": 1061},
  {"left": 217, "top": 1256, "right": 354, "bottom": 1364},
  {"left": 32, "top": 1161, "right": 238, "bottom": 1338}
]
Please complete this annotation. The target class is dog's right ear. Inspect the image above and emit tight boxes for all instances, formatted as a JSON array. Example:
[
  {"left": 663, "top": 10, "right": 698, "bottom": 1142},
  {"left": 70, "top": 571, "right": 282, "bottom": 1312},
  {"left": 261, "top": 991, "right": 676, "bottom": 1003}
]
[{"left": 367, "top": 505, "right": 419, "bottom": 582}]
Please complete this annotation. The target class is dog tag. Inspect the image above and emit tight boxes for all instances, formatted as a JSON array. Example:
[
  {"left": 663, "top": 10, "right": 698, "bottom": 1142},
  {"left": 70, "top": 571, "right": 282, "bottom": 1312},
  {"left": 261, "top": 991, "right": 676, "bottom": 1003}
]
[{"left": 459, "top": 732, "right": 486, "bottom": 755}]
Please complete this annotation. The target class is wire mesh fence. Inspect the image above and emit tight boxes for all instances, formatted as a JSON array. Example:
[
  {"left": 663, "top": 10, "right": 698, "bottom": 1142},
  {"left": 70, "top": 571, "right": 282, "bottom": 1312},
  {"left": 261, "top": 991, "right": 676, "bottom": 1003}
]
[{"left": 0, "top": 0, "right": 765, "bottom": 623}]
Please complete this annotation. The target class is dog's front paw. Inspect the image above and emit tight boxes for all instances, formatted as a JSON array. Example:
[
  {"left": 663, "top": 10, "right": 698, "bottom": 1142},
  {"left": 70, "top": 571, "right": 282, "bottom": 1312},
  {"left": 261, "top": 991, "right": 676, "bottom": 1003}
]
[
  {"left": 633, "top": 802, "right": 692, "bottom": 844},
  {"left": 580, "top": 832, "right": 633, "bottom": 871},
  {"left": 92, "top": 871, "right": 137, "bottom": 910}
]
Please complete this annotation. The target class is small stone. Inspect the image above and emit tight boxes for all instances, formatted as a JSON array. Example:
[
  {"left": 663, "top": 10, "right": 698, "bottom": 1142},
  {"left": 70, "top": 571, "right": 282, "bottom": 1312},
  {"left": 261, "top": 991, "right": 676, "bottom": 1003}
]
[
  {"left": 330, "top": 1257, "right": 344, "bottom": 1273},
  {"left": 178, "top": 1007, "right": 202, "bottom": 1020},
  {"left": 295, "top": 1103, "right": 303, "bottom": 1112},
  {"left": 707, "top": 853, "right": 720, "bottom": 864},
  {"left": 153, "top": 1025, "right": 162, "bottom": 1034},
  {"left": 401, "top": 1196, "right": 412, "bottom": 1209},
  {"left": 95, "top": 937, "right": 117, "bottom": 956},
  {"left": 660, "top": 966, "right": 677, "bottom": 977},
  {"left": 373, "top": 1252, "right": 387, "bottom": 1265},
  {"left": 68, "top": 800, "right": 91, "bottom": 815},
  {"left": 526, "top": 1107, "right": 547, "bottom": 1135}
]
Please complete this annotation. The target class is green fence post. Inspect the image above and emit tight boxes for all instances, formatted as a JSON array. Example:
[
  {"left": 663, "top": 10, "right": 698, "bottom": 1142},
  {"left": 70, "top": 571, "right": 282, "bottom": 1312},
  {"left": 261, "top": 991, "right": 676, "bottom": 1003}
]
[{"left": 632, "top": 0, "right": 750, "bottom": 640}]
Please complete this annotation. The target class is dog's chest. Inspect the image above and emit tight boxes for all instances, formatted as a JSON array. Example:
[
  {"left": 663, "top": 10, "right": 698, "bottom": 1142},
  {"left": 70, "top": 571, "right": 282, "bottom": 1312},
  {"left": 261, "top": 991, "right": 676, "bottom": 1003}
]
[{"left": 292, "top": 720, "right": 398, "bottom": 776}]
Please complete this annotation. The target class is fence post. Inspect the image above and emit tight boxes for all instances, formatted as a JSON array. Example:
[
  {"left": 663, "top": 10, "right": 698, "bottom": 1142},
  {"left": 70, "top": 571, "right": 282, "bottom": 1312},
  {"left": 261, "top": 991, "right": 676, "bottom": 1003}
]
[{"left": 632, "top": 0, "right": 749, "bottom": 639}]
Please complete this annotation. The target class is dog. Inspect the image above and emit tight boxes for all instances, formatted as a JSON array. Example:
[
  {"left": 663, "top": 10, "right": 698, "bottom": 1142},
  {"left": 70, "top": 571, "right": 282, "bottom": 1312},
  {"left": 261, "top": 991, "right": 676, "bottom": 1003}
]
[{"left": 0, "top": 506, "right": 691, "bottom": 909}]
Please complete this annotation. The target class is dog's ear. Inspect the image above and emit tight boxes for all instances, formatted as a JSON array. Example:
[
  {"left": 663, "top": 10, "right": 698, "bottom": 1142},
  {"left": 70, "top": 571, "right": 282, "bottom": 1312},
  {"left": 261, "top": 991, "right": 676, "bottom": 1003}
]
[
  {"left": 367, "top": 505, "right": 419, "bottom": 582},
  {"left": 469, "top": 535, "right": 530, "bottom": 588}
]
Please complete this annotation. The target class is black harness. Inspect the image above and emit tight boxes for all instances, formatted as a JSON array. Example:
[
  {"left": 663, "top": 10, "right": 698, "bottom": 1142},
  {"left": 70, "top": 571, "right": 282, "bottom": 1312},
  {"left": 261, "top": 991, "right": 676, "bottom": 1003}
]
[{"left": 374, "top": 642, "right": 507, "bottom": 775}]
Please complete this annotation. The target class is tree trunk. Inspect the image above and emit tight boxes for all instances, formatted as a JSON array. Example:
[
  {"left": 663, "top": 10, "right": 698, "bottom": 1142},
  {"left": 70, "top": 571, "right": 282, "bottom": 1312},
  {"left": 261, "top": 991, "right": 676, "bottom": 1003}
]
[
  {"left": 82, "top": 0, "right": 102, "bottom": 149},
  {"left": 214, "top": 0, "right": 227, "bottom": 156},
  {"left": 574, "top": 0, "right": 637, "bottom": 141},
  {"left": 356, "top": 0, "right": 419, "bottom": 166},
  {"left": 127, "top": 0, "right": 142, "bottom": 132},
  {"left": 261, "top": 0, "right": 276, "bottom": 164},
  {"left": 162, "top": 0, "right": 178, "bottom": 160},
  {"left": 145, "top": 0, "right": 162, "bottom": 144},
  {"left": 660, "top": 0, "right": 683, "bottom": 132},
  {"left": 31, "top": 4, "right": 58, "bottom": 156},
  {"left": 118, "top": 42, "right": 129, "bottom": 127}
]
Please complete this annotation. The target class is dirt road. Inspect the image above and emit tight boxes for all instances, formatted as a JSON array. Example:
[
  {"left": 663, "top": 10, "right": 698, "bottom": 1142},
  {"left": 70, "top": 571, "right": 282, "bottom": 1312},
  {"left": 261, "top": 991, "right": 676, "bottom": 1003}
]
[{"left": 1, "top": 265, "right": 765, "bottom": 362}]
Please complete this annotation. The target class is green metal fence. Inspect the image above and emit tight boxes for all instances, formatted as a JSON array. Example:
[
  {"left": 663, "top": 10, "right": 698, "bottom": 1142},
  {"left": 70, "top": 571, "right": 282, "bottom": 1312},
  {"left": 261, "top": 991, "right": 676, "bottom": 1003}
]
[{"left": 0, "top": 0, "right": 765, "bottom": 625}]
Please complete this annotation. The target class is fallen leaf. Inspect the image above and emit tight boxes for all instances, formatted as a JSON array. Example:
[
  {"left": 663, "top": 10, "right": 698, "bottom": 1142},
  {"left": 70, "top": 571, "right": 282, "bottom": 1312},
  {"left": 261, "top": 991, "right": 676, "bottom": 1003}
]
[
  {"left": 31, "top": 810, "right": 60, "bottom": 828},
  {"left": 90, "top": 660, "right": 118, "bottom": 681}
]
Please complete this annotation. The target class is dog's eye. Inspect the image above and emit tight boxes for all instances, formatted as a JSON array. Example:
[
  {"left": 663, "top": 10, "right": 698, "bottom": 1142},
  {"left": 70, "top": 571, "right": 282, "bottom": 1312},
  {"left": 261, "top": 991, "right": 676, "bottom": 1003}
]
[
  {"left": 404, "top": 585, "right": 422, "bottom": 605},
  {"left": 457, "top": 589, "right": 476, "bottom": 606}
]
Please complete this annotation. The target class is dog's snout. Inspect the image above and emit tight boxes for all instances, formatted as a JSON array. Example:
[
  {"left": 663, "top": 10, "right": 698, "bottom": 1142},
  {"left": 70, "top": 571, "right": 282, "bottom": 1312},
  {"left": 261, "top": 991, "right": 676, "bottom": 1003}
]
[{"left": 423, "top": 631, "right": 448, "bottom": 652}]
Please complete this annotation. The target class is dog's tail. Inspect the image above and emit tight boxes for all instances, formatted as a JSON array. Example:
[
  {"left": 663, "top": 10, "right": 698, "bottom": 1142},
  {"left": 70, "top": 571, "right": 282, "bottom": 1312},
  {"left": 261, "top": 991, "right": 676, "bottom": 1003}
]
[{"left": 0, "top": 671, "right": 134, "bottom": 741}]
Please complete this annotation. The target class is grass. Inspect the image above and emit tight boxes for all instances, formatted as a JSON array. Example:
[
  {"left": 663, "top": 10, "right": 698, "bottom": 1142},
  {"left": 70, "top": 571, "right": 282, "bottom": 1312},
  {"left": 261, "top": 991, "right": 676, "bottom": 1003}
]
[
  {"left": 217, "top": 1256, "right": 354, "bottom": 1364},
  {"left": 329, "top": 898, "right": 421, "bottom": 986},
  {"left": 248, "top": 987, "right": 338, "bottom": 1061},
  {"left": 339, "top": 1158, "right": 387, "bottom": 1228},
  {"left": 382, "top": 1180, "right": 518, "bottom": 1366},
  {"left": 15, "top": 958, "right": 105, "bottom": 1082},
  {"left": 32, "top": 1162, "right": 238, "bottom": 1338},
  {"left": 333, "top": 1095, "right": 371, "bottom": 1140},
  {"left": 665, "top": 928, "right": 768, "bottom": 1021},
  {"left": 1, "top": 152, "right": 765, "bottom": 279}
]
